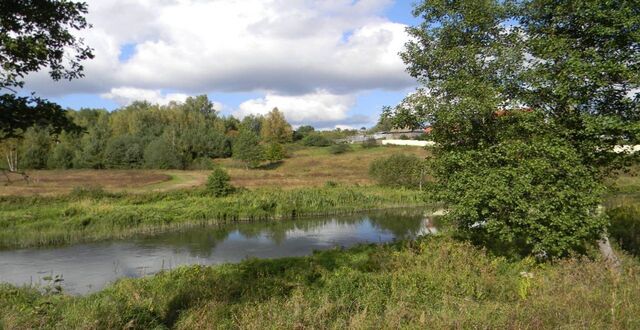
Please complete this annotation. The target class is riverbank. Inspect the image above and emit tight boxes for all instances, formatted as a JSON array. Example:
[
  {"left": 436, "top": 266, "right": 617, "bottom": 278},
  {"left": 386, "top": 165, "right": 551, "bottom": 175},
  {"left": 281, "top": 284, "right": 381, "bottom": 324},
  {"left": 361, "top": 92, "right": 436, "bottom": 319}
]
[
  {"left": 1, "top": 235, "right": 638, "bottom": 329},
  {"left": 0, "top": 185, "right": 425, "bottom": 249}
]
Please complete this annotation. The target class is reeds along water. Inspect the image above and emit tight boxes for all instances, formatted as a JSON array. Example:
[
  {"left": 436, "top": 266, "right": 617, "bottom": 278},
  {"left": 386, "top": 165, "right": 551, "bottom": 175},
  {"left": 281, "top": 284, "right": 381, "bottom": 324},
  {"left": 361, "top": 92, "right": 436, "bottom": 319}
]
[{"left": 0, "top": 186, "right": 425, "bottom": 249}]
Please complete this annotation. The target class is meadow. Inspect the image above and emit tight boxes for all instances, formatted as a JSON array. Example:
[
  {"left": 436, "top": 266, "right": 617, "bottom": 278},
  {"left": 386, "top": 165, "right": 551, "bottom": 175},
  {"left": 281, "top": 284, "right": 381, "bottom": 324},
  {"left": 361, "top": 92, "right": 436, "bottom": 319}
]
[{"left": 0, "top": 145, "right": 429, "bottom": 196}]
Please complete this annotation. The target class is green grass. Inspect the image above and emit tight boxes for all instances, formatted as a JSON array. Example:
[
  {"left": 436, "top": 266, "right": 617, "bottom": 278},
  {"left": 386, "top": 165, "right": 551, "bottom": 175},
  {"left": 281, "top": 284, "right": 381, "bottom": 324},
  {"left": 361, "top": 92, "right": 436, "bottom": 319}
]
[
  {"left": 0, "top": 185, "right": 425, "bottom": 249},
  {"left": 1, "top": 235, "right": 638, "bottom": 329}
]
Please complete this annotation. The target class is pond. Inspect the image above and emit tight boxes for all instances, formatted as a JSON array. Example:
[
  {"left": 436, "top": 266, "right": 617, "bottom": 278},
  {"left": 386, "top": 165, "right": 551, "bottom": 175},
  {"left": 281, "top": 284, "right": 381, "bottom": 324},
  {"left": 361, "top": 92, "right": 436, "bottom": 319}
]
[{"left": 0, "top": 209, "right": 437, "bottom": 295}]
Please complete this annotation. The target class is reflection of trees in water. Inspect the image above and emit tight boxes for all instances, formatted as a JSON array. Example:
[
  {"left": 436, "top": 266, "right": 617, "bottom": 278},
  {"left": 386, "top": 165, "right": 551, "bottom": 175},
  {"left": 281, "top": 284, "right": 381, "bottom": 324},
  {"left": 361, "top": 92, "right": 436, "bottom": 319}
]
[
  {"left": 140, "top": 209, "right": 426, "bottom": 256},
  {"left": 367, "top": 209, "right": 425, "bottom": 239},
  {"left": 139, "top": 227, "right": 232, "bottom": 257}
]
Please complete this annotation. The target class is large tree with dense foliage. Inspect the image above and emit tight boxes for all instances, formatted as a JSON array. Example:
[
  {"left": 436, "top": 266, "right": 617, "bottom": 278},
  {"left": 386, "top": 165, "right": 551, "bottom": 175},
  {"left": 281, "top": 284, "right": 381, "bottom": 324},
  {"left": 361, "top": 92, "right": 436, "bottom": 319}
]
[
  {"left": 233, "top": 129, "right": 264, "bottom": 169},
  {"left": 261, "top": 107, "right": 293, "bottom": 144},
  {"left": 0, "top": 0, "right": 93, "bottom": 140},
  {"left": 398, "top": 0, "right": 639, "bottom": 258}
]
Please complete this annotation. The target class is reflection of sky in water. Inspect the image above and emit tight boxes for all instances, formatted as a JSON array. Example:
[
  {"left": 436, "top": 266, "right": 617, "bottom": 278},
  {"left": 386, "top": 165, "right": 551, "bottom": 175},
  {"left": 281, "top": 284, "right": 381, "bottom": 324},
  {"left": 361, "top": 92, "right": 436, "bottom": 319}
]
[{"left": 0, "top": 210, "right": 426, "bottom": 295}]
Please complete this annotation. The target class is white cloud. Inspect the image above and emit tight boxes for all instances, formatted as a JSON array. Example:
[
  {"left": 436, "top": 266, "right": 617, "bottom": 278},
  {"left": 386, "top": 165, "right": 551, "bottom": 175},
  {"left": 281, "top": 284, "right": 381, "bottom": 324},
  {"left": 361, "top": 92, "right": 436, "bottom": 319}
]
[
  {"left": 236, "top": 90, "right": 357, "bottom": 125},
  {"left": 101, "top": 87, "right": 189, "bottom": 106},
  {"left": 24, "top": 0, "right": 414, "bottom": 97},
  {"left": 22, "top": 0, "right": 416, "bottom": 126}
]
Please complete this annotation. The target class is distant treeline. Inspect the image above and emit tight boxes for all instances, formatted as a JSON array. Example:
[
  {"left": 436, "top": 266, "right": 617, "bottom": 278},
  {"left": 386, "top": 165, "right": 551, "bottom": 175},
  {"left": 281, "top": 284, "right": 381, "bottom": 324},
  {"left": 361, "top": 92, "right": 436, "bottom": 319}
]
[{"left": 1, "top": 95, "right": 361, "bottom": 170}]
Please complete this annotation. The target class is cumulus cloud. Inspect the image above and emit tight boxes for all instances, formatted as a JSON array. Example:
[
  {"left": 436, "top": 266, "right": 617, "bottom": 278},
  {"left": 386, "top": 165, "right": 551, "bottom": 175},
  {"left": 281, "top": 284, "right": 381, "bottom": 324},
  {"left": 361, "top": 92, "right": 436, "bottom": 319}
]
[
  {"left": 23, "top": 0, "right": 416, "bottom": 126},
  {"left": 25, "top": 0, "right": 412, "bottom": 94},
  {"left": 101, "top": 87, "right": 189, "bottom": 106},
  {"left": 237, "top": 90, "right": 354, "bottom": 122}
]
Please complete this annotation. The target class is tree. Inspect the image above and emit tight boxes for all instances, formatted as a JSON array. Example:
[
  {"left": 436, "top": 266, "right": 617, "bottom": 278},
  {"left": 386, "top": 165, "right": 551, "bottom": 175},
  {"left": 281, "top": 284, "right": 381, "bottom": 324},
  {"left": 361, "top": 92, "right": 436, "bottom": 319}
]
[
  {"left": 0, "top": 95, "right": 80, "bottom": 140},
  {"left": 398, "top": 0, "right": 639, "bottom": 259},
  {"left": 103, "top": 135, "right": 144, "bottom": 169},
  {"left": 240, "top": 114, "right": 264, "bottom": 135},
  {"left": 232, "top": 130, "right": 263, "bottom": 169},
  {"left": 76, "top": 113, "right": 110, "bottom": 169},
  {"left": 1, "top": 0, "right": 92, "bottom": 179},
  {"left": 48, "top": 132, "right": 77, "bottom": 169},
  {"left": 183, "top": 95, "right": 217, "bottom": 118},
  {"left": 293, "top": 125, "right": 315, "bottom": 141},
  {"left": 143, "top": 137, "right": 181, "bottom": 169},
  {"left": 0, "top": 0, "right": 93, "bottom": 90},
  {"left": 261, "top": 108, "right": 293, "bottom": 143},
  {"left": 20, "top": 127, "right": 51, "bottom": 169}
]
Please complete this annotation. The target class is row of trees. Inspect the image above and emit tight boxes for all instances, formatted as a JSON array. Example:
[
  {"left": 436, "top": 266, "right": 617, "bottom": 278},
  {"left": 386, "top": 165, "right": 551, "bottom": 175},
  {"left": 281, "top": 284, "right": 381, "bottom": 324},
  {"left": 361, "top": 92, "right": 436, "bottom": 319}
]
[{"left": 1, "top": 98, "right": 299, "bottom": 170}]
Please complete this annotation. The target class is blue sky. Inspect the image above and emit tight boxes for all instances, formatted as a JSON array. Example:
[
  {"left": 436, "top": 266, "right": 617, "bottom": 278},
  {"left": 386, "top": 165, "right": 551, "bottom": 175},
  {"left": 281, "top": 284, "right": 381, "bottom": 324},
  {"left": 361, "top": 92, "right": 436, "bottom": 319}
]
[{"left": 28, "top": 0, "right": 421, "bottom": 129}]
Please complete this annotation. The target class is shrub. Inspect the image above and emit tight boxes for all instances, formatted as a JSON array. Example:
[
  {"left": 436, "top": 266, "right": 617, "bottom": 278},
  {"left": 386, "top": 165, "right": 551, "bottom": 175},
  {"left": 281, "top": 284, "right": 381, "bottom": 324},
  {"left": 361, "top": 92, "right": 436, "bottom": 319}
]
[
  {"left": 206, "top": 167, "right": 234, "bottom": 197},
  {"left": 361, "top": 138, "right": 379, "bottom": 148},
  {"left": 430, "top": 134, "right": 606, "bottom": 259},
  {"left": 264, "top": 143, "right": 286, "bottom": 163},
  {"left": 369, "top": 154, "right": 425, "bottom": 189},
  {"left": 608, "top": 205, "right": 640, "bottom": 256},
  {"left": 328, "top": 143, "right": 352, "bottom": 154},
  {"left": 302, "top": 134, "right": 332, "bottom": 147}
]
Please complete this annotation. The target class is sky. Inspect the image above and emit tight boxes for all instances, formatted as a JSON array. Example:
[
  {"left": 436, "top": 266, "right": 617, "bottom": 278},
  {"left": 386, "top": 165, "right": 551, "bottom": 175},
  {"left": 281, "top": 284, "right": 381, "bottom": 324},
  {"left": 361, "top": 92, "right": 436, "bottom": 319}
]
[{"left": 22, "top": 0, "right": 422, "bottom": 130}]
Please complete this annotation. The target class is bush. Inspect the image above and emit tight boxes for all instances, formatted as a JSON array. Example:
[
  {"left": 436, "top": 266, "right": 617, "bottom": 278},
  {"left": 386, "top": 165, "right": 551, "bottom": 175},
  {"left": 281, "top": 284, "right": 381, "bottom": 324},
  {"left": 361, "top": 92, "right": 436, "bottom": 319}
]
[
  {"left": 206, "top": 167, "right": 234, "bottom": 197},
  {"left": 302, "top": 134, "right": 332, "bottom": 147},
  {"left": 369, "top": 154, "right": 425, "bottom": 189},
  {"left": 264, "top": 143, "right": 286, "bottom": 163},
  {"left": 361, "top": 138, "right": 379, "bottom": 148},
  {"left": 328, "top": 143, "right": 352, "bottom": 154},
  {"left": 431, "top": 135, "right": 606, "bottom": 259},
  {"left": 608, "top": 205, "right": 640, "bottom": 256}
]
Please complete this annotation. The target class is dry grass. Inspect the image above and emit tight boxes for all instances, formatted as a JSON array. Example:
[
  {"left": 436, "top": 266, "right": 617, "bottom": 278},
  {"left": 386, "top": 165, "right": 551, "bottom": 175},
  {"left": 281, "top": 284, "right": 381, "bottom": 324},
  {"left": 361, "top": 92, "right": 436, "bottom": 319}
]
[
  {"left": 0, "top": 170, "right": 172, "bottom": 196},
  {"left": 0, "top": 145, "right": 429, "bottom": 196},
  {"left": 219, "top": 145, "right": 430, "bottom": 189}
]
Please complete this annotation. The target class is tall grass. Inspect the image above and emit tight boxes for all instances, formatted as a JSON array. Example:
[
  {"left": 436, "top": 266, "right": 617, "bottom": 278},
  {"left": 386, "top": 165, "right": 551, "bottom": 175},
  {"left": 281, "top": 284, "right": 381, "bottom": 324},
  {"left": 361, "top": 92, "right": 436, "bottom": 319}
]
[
  {"left": 1, "top": 235, "right": 638, "bottom": 329},
  {"left": 0, "top": 186, "right": 424, "bottom": 249}
]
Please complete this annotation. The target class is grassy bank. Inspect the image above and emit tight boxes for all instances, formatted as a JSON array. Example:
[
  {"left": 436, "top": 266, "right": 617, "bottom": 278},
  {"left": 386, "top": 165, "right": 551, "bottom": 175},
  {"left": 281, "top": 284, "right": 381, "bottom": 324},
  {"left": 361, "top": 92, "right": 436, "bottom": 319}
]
[
  {"left": 0, "top": 185, "right": 424, "bottom": 249},
  {"left": 1, "top": 235, "right": 638, "bottom": 329}
]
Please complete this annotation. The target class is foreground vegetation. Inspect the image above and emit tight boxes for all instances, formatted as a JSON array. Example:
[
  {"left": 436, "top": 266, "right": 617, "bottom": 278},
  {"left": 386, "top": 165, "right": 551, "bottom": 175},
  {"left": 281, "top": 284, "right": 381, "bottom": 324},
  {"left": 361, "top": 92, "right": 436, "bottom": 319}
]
[
  {"left": 1, "top": 235, "right": 638, "bottom": 329},
  {"left": 0, "top": 185, "right": 423, "bottom": 249}
]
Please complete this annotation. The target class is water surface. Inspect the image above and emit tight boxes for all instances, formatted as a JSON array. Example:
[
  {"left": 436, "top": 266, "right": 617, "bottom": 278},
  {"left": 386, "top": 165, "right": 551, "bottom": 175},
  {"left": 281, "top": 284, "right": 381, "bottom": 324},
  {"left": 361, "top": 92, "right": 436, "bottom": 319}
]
[{"left": 0, "top": 209, "right": 436, "bottom": 294}]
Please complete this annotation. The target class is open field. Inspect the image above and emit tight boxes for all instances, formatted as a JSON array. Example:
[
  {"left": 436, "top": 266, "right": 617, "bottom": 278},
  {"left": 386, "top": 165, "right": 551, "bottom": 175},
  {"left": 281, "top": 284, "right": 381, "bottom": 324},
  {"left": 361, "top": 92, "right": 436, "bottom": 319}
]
[
  {"left": 2, "top": 235, "right": 639, "bottom": 329},
  {"left": 0, "top": 145, "right": 430, "bottom": 196},
  {"left": 222, "top": 145, "right": 429, "bottom": 189}
]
